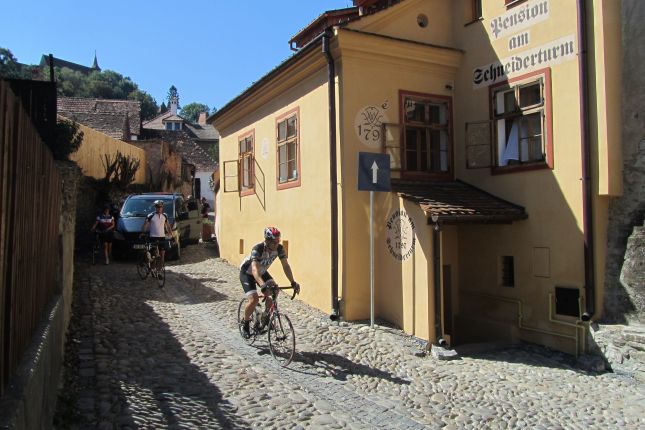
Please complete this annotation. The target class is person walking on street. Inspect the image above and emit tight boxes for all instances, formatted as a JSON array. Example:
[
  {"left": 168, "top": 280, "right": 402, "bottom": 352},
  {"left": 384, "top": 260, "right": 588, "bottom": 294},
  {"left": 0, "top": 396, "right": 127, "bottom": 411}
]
[
  {"left": 90, "top": 204, "right": 115, "bottom": 265},
  {"left": 200, "top": 197, "right": 210, "bottom": 219}
]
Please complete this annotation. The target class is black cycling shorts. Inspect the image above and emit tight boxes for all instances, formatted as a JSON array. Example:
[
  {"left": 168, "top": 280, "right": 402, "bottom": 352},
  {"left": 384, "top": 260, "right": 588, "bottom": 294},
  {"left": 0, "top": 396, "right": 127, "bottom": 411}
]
[
  {"left": 98, "top": 230, "right": 113, "bottom": 244},
  {"left": 240, "top": 271, "right": 273, "bottom": 296},
  {"left": 150, "top": 237, "right": 171, "bottom": 252}
]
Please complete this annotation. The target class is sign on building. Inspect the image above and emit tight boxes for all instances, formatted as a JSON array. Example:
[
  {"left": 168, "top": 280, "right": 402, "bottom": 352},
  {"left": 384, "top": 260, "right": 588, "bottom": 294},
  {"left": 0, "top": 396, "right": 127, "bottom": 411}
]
[{"left": 358, "top": 152, "right": 391, "bottom": 192}]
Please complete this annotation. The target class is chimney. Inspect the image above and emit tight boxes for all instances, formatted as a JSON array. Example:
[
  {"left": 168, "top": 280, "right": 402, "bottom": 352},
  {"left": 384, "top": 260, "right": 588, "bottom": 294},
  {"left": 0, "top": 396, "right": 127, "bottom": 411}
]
[
  {"left": 198, "top": 112, "right": 207, "bottom": 125},
  {"left": 170, "top": 96, "right": 178, "bottom": 115}
]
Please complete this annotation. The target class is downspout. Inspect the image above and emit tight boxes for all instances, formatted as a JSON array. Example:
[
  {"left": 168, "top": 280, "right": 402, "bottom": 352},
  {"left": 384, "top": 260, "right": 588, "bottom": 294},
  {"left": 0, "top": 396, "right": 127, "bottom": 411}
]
[
  {"left": 322, "top": 30, "right": 340, "bottom": 320},
  {"left": 431, "top": 216, "right": 446, "bottom": 345},
  {"left": 577, "top": 0, "right": 595, "bottom": 321}
]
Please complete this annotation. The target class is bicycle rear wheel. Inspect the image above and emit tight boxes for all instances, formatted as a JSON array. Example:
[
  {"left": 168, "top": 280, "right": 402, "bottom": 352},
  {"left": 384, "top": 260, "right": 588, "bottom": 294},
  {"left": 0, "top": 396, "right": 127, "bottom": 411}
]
[
  {"left": 237, "top": 298, "right": 260, "bottom": 345},
  {"left": 155, "top": 257, "right": 165, "bottom": 288},
  {"left": 136, "top": 252, "right": 149, "bottom": 280},
  {"left": 268, "top": 312, "right": 295, "bottom": 366}
]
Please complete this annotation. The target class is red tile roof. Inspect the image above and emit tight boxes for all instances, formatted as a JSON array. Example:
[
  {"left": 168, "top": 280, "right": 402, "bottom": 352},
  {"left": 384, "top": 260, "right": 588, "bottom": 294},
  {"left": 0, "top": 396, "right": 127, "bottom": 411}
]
[
  {"left": 392, "top": 179, "right": 528, "bottom": 224},
  {"left": 57, "top": 97, "right": 141, "bottom": 138}
]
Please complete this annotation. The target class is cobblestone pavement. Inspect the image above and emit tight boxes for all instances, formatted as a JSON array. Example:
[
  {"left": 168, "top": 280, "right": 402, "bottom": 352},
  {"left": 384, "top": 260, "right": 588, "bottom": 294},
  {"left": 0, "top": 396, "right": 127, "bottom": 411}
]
[{"left": 54, "top": 243, "right": 645, "bottom": 429}]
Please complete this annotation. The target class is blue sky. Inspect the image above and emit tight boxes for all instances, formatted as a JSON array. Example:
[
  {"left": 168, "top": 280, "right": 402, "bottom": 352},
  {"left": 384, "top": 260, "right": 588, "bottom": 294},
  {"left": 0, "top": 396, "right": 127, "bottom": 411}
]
[{"left": 1, "top": 0, "right": 353, "bottom": 111}]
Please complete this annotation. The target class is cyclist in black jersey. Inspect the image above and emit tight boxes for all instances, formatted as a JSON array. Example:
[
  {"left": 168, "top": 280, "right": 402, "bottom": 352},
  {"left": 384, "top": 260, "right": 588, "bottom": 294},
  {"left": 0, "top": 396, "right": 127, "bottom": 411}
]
[{"left": 240, "top": 227, "right": 300, "bottom": 338}]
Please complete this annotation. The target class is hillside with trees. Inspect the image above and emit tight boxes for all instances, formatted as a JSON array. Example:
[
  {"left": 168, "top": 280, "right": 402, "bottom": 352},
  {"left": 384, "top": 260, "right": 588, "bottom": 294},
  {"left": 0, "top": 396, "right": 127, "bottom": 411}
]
[{"left": 1, "top": 47, "right": 159, "bottom": 120}]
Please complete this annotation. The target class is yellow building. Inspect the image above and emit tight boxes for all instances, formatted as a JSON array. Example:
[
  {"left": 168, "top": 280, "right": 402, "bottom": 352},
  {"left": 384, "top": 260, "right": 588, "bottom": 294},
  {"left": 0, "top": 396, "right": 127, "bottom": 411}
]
[{"left": 209, "top": 0, "right": 622, "bottom": 355}]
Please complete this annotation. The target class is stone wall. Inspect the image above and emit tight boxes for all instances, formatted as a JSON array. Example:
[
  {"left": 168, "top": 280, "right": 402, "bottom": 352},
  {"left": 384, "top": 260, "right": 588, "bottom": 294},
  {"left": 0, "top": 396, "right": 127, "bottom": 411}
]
[
  {"left": 0, "top": 161, "right": 81, "bottom": 429},
  {"left": 602, "top": 0, "right": 645, "bottom": 324},
  {"left": 590, "top": 0, "right": 645, "bottom": 381}
]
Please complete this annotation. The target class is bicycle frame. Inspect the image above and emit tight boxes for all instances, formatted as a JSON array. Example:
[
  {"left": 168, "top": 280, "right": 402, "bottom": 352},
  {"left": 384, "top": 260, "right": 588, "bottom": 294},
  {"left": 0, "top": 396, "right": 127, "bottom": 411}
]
[
  {"left": 238, "top": 285, "right": 298, "bottom": 365},
  {"left": 135, "top": 238, "right": 166, "bottom": 287}
]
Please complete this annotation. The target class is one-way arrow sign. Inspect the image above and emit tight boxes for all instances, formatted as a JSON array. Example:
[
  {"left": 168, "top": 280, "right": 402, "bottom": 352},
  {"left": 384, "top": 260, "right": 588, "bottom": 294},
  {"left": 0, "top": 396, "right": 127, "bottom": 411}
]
[
  {"left": 371, "top": 161, "right": 378, "bottom": 184},
  {"left": 358, "top": 152, "right": 391, "bottom": 192}
]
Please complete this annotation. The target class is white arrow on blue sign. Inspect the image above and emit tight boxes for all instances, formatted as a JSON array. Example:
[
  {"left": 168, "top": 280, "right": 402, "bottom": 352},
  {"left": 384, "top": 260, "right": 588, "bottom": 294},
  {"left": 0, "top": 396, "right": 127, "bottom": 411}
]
[{"left": 358, "top": 152, "right": 391, "bottom": 192}]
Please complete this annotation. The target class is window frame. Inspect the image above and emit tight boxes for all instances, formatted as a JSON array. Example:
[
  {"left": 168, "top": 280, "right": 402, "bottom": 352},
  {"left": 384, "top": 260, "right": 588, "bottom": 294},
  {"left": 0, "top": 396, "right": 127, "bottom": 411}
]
[
  {"left": 465, "top": 0, "right": 483, "bottom": 25},
  {"left": 399, "top": 90, "right": 454, "bottom": 180},
  {"left": 489, "top": 68, "right": 553, "bottom": 174},
  {"left": 238, "top": 129, "right": 255, "bottom": 197},
  {"left": 504, "top": 0, "right": 528, "bottom": 8},
  {"left": 275, "top": 107, "right": 301, "bottom": 190}
]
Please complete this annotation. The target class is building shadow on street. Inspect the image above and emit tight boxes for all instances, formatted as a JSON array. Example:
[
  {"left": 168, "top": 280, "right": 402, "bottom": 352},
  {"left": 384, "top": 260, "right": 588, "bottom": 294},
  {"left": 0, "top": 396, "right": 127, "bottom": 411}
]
[
  {"left": 455, "top": 342, "right": 602, "bottom": 375},
  {"left": 55, "top": 266, "right": 250, "bottom": 429}
]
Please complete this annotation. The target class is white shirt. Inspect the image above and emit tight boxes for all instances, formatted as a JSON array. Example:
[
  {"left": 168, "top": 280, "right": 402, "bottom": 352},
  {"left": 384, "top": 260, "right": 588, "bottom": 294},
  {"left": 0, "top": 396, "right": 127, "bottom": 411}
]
[{"left": 146, "top": 212, "right": 167, "bottom": 238}]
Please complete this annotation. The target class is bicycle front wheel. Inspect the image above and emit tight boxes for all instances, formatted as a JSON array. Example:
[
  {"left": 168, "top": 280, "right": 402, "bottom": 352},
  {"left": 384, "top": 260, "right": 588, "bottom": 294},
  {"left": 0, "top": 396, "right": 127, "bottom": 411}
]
[
  {"left": 136, "top": 253, "right": 149, "bottom": 280},
  {"left": 155, "top": 258, "right": 165, "bottom": 288},
  {"left": 268, "top": 312, "right": 295, "bottom": 366}
]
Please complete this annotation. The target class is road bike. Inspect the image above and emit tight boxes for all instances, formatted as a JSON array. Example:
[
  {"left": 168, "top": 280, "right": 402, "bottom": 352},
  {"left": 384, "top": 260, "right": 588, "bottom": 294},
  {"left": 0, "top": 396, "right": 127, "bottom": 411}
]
[
  {"left": 237, "top": 285, "right": 299, "bottom": 366},
  {"left": 134, "top": 236, "right": 166, "bottom": 288}
]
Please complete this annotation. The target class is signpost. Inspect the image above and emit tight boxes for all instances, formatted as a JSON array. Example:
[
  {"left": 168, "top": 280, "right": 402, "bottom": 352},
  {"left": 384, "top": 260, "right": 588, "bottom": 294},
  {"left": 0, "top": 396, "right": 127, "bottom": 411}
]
[{"left": 357, "top": 152, "right": 391, "bottom": 327}]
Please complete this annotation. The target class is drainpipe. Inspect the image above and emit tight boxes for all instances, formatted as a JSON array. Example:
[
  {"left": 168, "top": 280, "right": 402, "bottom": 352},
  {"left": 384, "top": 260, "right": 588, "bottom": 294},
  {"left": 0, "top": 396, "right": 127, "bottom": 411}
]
[
  {"left": 576, "top": 0, "right": 595, "bottom": 321},
  {"left": 323, "top": 30, "right": 340, "bottom": 321},
  {"left": 431, "top": 215, "right": 446, "bottom": 345}
]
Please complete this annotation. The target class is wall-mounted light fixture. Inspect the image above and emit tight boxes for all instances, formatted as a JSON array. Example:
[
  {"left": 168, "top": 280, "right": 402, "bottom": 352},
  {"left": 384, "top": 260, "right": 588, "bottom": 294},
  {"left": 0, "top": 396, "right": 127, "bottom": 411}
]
[{"left": 431, "top": 213, "right": 440, "bottom": 231}]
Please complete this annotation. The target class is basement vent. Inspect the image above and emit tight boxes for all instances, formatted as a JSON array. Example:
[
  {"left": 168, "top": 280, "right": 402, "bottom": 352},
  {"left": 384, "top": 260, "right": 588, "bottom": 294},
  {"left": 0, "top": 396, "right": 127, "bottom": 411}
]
[{"left": 555, "top": 287, "right": 580, "bottom": 317}]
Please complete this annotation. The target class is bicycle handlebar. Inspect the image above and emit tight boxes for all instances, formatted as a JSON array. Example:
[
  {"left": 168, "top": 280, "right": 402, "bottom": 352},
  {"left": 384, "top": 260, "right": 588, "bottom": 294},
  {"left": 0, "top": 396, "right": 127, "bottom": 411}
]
[
  {"left": 262, "top": 286, "right": 299, "bottom": 301},
  {"left": 278, "top": 286, "right": 299, "bottom": 301}
]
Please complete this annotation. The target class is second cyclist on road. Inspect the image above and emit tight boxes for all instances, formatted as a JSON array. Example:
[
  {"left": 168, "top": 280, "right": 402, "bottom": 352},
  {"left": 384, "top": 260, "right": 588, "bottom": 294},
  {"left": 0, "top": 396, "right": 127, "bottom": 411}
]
[{"left": 141, "top": 200, "right": 172, "bottom": 271}]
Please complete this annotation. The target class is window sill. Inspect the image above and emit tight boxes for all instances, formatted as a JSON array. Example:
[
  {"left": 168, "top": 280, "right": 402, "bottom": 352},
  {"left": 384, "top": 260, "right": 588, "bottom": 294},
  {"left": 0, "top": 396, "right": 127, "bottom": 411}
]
[
  {"left": 464, "top": 17, "right": 483, "bottom": 27},
  {"left": 240, "top": 188, "right": 255, "bottom": 197},
  {"left": 277, "top": 178, "right": 301, "bottom": 190},
  {"left": 491, "top": 162, "right": 550, "bottom": 175}
]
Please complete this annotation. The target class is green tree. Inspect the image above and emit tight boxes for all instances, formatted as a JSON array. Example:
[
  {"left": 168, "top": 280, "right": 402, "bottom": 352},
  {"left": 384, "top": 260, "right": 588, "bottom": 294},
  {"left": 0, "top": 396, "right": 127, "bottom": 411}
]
[
  {"left": 50, "top": 119, "right": 84, "bottom": 160},
  {"left": 129, "top": 89, "right": 159, "bottom": 121},
  {"left": 166, "top": 85, "right": 179, "bottom": 107},
  {"left": 207, "top": 141, "right": 219, "bottom": 163},
  {"left": 0, "top": 47, "right": 30, "bottom": 79},
  {"left": 180, "top": 102, "right": 209, "bottom": 122},
  {"left": 159, "top": 102, "right": 168, "bottom": 114},
  {"left": 54, "top": 67, "right": 159, "bottom": 120},
  {"left": 55, "top": 67, "right": 89, "bottom": 96}
]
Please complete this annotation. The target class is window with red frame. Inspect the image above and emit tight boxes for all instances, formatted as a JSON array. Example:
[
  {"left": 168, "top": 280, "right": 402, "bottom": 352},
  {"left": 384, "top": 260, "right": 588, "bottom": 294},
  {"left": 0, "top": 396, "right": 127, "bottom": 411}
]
[
  {"left": 238, "top": 133, "right": 254, "bottom": 193},
  {"left": 401, "top": 93, "right": 451, "bottom": 175},
  {"left": 276, "top": 112, "right": 299, "bottom": 186},
  {"left": 492, "top": 78, "right": 546, "bottom": 168}
]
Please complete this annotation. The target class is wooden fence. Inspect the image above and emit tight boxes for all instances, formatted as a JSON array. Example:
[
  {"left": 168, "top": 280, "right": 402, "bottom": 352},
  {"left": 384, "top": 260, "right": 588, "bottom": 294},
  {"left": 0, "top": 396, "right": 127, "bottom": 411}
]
[
  {"left": 68, "top": 120, "right": 146, "bottom": 184},
  {"left": 0, "top": 80, "right": 61, "bottom": 396}
]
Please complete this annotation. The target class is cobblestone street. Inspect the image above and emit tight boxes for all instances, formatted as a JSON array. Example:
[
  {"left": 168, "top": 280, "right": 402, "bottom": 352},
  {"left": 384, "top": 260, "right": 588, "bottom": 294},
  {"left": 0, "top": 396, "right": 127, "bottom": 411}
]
[{"left": 54, "top": 243, "right": 645, "bottom": 429}]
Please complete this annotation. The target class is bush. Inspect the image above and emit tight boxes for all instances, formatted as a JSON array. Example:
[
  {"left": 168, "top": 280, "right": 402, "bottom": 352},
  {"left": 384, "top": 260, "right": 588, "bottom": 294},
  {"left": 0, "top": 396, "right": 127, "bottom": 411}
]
[{"left": 51, "top": 119, "right": 83, "bottom": 160}]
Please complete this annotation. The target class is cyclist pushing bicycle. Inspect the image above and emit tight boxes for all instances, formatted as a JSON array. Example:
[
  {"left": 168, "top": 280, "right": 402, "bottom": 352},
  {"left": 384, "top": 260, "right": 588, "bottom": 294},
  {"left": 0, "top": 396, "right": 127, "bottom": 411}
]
[
  {"left": 140, "top": 200, "right": 171, "bottom": 268},
  {"left": 240, "top": 227, "right": 300, "bottom": 339}
]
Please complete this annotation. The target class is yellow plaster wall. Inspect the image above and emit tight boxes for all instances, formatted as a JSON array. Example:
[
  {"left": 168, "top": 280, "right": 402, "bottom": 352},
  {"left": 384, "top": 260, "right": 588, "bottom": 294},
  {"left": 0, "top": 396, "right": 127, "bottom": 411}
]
[
  {"left": 335, "top": 29, "right": 460, "bottom": 340},
  {"left": 215, "top": 68, "right": 333, "bottom": 313},
  {"left": 445, "top": 0, "right": 614, "bottom": 348},
  {"left": 591, "top": 0, "right": 623, "bottom": 197},
  {"left": 68, "top": 121, "right": 146, "bottom": 184}
]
